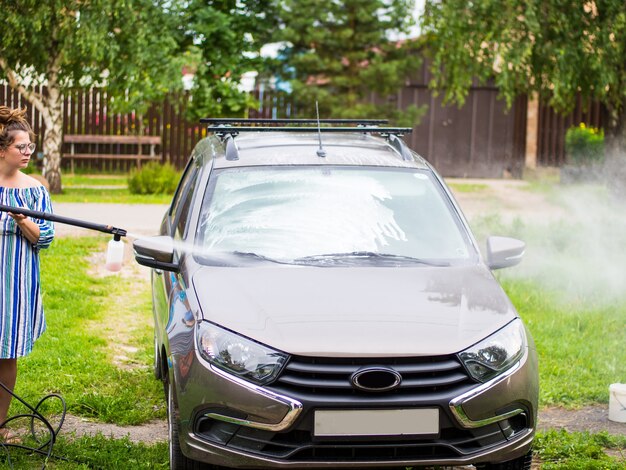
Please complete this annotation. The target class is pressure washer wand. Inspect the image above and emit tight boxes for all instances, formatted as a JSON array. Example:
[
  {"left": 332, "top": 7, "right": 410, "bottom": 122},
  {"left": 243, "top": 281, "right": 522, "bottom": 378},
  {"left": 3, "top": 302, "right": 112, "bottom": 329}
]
[
  {"left": 0, "top": 203, "right": 128, "bottom": 272},
  {"left": 0, "top": 203, "right": 127, "bottom": 238}
]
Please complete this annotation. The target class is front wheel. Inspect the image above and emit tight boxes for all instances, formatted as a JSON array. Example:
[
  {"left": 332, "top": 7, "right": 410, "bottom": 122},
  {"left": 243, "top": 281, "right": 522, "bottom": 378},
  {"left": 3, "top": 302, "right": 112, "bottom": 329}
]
[
  {"left": 166, "top": 377, "right": 218, "bottom": 470},
  {"left": 478, "top": 449, "right": 533, "bottom": 470}
]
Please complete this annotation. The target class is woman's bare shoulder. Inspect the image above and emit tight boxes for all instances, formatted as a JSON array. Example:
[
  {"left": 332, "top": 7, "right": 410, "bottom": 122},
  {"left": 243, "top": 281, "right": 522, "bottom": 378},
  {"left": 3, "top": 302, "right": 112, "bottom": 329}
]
[{"left": 21, "top": 173, "right": 49, "bottom": 190}]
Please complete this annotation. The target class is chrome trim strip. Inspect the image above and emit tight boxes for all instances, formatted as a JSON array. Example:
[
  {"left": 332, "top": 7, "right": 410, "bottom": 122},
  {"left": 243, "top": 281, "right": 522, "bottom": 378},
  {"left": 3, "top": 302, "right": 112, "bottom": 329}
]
[
  {"left": 204, "top": 364, "right": 303, "bottom": 432},
  {"left": 449, "top": 355, "right": 525, "bottom": 429},
  {"left": 184, "top": 426, "right": 535, "bottom": 467}
]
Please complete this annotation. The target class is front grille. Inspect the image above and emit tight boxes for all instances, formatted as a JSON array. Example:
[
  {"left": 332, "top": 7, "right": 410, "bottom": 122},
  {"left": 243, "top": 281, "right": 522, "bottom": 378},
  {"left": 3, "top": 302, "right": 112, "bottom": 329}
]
[
  {"left": 269, "top": 354, "right": 474, "bottom": 398},
  {"left": 193, "top": 355, "right": 530, "bottom": 463}
]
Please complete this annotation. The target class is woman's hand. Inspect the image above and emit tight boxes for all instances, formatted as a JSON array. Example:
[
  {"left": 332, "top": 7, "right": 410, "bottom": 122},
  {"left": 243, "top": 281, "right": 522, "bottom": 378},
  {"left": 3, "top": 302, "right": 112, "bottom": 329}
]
[
  {"left": 8, "top": 212, "right": 40, "bottom": 245},
  {"left": 8, "top": 212, "right": 27, "bottom": 223}
]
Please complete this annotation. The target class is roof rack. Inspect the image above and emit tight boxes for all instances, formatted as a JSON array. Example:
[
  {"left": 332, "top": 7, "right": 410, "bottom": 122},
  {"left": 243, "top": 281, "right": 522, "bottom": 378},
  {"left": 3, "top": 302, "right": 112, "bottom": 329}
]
[
  {"left": 200, "top": 118, "right": 389, "bottom": 125},
  {"left": 206, "top": 125, "right": 413, "bottom": 136},
  {"left": 203, "top": 119, "right": 411, "bottom": 137},
  {"left": 202, "top": 118, "right": 414, "bottom": 162}
]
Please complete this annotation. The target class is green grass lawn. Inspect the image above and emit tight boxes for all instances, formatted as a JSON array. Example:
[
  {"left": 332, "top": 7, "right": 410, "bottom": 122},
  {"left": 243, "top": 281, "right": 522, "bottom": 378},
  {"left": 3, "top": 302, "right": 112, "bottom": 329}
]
[
  {"left": 447, "top": 182, "right": 489, "bottom": 193},
  {"left": 63, "top": 174, "right": 129, "bottom": 187},
  {"left": 51, "top": 187, "right": 172, "bottom": 204},
  {"left": 504, "top": 277, "right": 626, "bottom": 406},
  {"left": 467, "top": 196, "right": 626, "bottom": 467},
  {"left": 15, "top": 237, "right": 163, "bottom": 425},
  {"left": 534, "top": 431, "right": 626, "bottom": 469},
  {"left": 471, "top": 207, "right": 626, "bottom": 405},
  {"left": 36, "top": 172, "right": 174, "bottom": 204},
  {"left": 1, "top": 435, "right": 167, "bottom": 469},
  {"left": 1, "top": 237, "right": 167, "bottom": 468}
]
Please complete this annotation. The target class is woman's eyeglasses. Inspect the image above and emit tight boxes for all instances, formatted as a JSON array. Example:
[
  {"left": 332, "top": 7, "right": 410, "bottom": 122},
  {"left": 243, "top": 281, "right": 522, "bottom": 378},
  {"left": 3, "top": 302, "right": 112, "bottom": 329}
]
[{"left": 14, "top": 143, "right": 36, "bottom": 155}]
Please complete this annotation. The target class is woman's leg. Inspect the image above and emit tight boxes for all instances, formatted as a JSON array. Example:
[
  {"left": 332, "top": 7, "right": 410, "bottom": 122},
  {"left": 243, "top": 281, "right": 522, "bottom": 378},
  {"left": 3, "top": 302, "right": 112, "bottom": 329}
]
[{"left": 0, "top": 358, "right": 17, "bottom": 425}]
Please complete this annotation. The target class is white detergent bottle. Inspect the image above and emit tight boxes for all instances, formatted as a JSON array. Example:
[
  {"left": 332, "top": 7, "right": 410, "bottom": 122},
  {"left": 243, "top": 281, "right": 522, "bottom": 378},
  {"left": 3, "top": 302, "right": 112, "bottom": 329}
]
[{"left": 105, "top": 236, "right": 124, "bottom": 272}]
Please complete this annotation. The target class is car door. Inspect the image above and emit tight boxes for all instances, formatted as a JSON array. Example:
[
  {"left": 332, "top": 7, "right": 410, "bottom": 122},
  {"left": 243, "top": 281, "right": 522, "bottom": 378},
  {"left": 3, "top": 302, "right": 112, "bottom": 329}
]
[{"left": 152, "top": 160, "right": 200, "bottom": 372}]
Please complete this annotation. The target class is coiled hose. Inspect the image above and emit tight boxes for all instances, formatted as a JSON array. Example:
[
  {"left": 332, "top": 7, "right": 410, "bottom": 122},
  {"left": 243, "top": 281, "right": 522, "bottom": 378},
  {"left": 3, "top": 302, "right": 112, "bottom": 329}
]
[{"left": 0, "top": 379, "right": 67, "bottom": 469}]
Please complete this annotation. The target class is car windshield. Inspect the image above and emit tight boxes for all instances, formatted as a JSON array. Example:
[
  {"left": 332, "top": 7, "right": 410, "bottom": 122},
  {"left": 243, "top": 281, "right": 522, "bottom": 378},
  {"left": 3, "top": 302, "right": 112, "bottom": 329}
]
[{"left": 196, "top": 166, "right": 475, "bottom": 266}]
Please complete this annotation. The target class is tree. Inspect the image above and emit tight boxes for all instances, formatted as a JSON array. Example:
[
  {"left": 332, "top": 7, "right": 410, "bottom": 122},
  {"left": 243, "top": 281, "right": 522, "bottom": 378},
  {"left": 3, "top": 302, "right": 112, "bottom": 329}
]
[
  {"left": 274, "top": 0, "right": 425, "bottom": 124},
  {"left": 0, "top": 0, "right": 185, "bottom": 192},
  {"left": 179, "top": 0, "right": 280, "bottom": 121},
  {"left": 420, "top": 0, "right": 626, "bottom": 182}
]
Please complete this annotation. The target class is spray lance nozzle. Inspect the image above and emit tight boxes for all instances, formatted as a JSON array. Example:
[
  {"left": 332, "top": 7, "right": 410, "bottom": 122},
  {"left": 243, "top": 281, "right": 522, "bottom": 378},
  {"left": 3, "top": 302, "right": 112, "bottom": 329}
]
[
  {"left": 111, "top": 227, "right": 128, "bottom": 240},
  {"left": 0, "top": 203, "right": 129, "bottom": 272}
]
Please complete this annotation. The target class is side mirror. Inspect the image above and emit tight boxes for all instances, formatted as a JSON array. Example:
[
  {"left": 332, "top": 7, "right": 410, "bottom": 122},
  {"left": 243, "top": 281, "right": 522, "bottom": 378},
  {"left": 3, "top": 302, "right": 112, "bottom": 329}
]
[
  {"left": 133, "top": 236, "right": 179, "bottom": 272},
  {"left": 486, "top": 236, "right": 525, "bottom": 270}
]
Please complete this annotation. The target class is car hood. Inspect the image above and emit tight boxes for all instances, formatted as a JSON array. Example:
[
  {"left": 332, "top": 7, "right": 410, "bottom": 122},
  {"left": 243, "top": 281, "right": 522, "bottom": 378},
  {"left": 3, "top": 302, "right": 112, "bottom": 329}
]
[{"left": 192, "top": 265, "right": 518, "bottom": 357}]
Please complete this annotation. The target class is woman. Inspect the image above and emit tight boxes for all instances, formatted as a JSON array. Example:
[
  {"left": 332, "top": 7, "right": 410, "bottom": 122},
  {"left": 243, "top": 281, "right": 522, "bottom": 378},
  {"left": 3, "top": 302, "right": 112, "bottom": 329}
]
[{"left": 0, "top": 106, "right": 54, "bottom": 442}]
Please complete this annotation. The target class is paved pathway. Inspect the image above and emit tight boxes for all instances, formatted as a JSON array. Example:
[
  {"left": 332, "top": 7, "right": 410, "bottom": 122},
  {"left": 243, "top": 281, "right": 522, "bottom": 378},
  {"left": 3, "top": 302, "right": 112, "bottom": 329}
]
[{"left": 53, "top": 203, "right": 169, "bottom": 238}]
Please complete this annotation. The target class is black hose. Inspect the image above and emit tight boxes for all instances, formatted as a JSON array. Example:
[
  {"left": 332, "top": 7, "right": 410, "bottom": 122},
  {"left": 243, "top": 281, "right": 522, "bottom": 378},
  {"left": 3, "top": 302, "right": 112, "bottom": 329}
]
[{"left": 0, "top": 380, "right": 68, "bottom": 469}]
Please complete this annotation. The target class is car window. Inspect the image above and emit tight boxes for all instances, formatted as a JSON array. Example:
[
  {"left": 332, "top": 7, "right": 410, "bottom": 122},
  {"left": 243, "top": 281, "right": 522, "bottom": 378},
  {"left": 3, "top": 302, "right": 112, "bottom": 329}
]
[
  {"left": 175, "top": 173, "right": 198, "bottom": 238},
  {"left": 170, "top": 163, "right": 195, "bottom": 224},
  {"left": 169, "top": 162, "right": 198, "bottom": 238},
  {"left": 196, "top": 166, "right": 475, "bottom": 266}
]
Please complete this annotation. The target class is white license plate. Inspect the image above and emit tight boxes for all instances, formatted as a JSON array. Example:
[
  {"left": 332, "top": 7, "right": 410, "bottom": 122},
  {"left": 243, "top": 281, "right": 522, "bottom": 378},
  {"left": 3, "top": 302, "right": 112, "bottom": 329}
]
[{"left": 314, "top": 408, "right": 439, "bottom": 437}]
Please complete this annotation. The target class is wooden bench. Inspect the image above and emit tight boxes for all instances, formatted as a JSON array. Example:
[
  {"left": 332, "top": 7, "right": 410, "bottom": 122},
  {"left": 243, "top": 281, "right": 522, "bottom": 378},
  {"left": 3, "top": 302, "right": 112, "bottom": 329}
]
[{"left": 63, "top": 134, "right": 162, "bottom": 172}]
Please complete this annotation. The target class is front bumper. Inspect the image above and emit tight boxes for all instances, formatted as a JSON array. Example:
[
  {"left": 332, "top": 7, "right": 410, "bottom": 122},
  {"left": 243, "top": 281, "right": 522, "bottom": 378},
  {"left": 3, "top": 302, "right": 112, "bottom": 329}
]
[{"left": 173, "top": 348, "right": 538, "bottom": 468}]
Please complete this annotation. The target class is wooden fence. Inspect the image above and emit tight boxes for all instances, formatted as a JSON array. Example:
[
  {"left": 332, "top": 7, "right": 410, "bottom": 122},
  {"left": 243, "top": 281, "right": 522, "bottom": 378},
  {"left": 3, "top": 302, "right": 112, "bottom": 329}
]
[
  {"left": 61, "top": 89, "right": 208, "bottom": 170},
  {"left": 0, "top": 81, "right": 605, "bottom": 175},
  {"left": 1, "top": 84, "right": 208, "bottom": 171},
  {"left": 380, "top": 61, "right": 528, "bottom": 178}
]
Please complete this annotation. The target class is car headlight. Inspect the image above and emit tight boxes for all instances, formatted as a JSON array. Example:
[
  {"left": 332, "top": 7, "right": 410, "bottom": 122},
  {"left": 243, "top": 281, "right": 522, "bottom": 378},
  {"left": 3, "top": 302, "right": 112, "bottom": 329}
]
[
  {"left": 196, "top": 321, "right": 288, "bottom": 385},
  {"left": 458, "top": 319, "right": 526, "bottom": 382}
]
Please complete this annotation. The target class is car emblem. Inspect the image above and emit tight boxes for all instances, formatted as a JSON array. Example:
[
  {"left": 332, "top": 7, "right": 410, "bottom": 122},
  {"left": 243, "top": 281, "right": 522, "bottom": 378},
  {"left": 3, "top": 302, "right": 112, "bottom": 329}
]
[{"left": 350, "top": 367, "right": 402, "bottom": 392}]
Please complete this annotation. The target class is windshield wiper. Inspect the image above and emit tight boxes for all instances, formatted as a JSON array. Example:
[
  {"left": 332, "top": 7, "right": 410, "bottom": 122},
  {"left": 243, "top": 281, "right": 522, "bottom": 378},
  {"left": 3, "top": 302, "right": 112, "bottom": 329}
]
[
  {"left": 295, "top": 251, "right": 450, "bottom": 266},
  {"left": 197, "top": 251, "right": 291, "bottom": 266},
  {"left": 231, "top": 251, "right": 293, "bottom": 265}
]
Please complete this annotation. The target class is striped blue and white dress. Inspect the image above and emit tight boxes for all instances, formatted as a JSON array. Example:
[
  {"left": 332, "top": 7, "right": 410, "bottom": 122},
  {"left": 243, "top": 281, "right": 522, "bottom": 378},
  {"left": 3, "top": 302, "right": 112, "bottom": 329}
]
[{"left": 0, "top": 185, "right": 54, "bottom": 358}]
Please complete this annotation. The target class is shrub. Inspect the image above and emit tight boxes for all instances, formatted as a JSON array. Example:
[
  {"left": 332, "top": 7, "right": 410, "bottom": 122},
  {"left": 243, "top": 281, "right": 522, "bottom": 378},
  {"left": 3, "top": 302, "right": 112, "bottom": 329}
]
[
  {"left": 128, "top": 161, "right": 180, "bottom": 195},
  {"left": 565, "top": 123, "right": 605, "bottom": 166}
]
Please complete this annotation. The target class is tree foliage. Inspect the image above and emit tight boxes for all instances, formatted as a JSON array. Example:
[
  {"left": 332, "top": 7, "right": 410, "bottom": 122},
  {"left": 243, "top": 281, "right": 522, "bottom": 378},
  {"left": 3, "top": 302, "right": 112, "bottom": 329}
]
[
  {"left": 0, "top": 0, "right": 185, "bottom": 192},
  {"left": 180, "top": 0, "right": 280, "bottom": 120},
  {"left": 275, "top": 0, "right": 424, "bottom": 124},
  {"left": 420, "top": 0, "right": 626, "bottom": 151},
  {"left": 1, "top": 0, "right": 184, "bottom": 113}
]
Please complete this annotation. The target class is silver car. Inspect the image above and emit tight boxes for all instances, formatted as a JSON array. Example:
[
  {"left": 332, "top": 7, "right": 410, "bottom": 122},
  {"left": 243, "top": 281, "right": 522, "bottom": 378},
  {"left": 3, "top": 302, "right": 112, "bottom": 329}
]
[{"left": 134, "top": 119, "right": 538, "bottom": 470}]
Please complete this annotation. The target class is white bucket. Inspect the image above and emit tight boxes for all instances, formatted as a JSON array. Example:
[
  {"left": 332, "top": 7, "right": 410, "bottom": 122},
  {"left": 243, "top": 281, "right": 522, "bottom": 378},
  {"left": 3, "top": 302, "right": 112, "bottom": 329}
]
[{"left": 609, "top": 383, "right": 626, "bottom": 423}]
